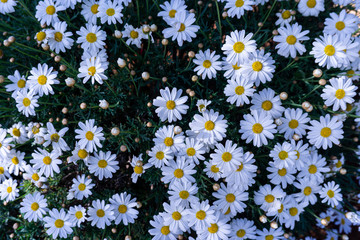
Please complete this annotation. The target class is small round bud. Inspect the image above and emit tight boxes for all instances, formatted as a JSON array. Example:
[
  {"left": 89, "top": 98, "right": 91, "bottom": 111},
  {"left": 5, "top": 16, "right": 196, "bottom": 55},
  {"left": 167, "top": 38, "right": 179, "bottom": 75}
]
[
  {"left": 258, "top": 22, "right": 264, "bottom": 27},
  {"left": 150, "top": 24, "right": 157, "bottom": 32},
  {"left": 120, "top": 145, "right": 127, "bottom": 152},
  {"left": 142, "top": 72, "right": 150, "bottom": 80},
  {"left": 135, "top": 137, "right": 140, "bottom": 143},
  {"left": 111, "top": 127, "right": 120, "bottom": 136},
  {"left": 270, "top": 221, "right": 278, "bottom": 229},
  {"left": 54, "top": 55, "right": 61, "bottom": 62},
  {"left": 115, "top": 30, "right": 123, "bottom": 38},
  {"left": 272, "top": 30, "right": 278, "bottom": 35},
  {"left": 73, "top": 237, "right": 80, "bottom": 240},
  {"left": 319, "top": 79, "right": 326, "bottom": 85},
  {"left": 50, "top": 53, "right": 55, "bottom": 58},
  {"left": 284, "top": 233, "right": 290, "bottom": 239},
  {"left": 290, "top": 10, "right": 296, "bottom": 15},
  {"left": 41, "top": 43, "right": 50, "bottom": 51},
  {"left": 174, "top": 126, "right": 182, "bottom": 135},
  {"left": 162, "top": 39, "right": 169, "bottom": 46},
  {"left": 80, "top": 102, "right": 87, "bottom": 109},
  {"left": 99, "top": 99, "right": 109, "bottom": 109},
  {"left": 188, "top": 51, "right": 195, "bottom": 58},
  {"left": 213, "top": 183, "right": 220, "bottom": 191},
  {"left": 189, "top": 91, "right": 195, "bottom": 97},
  {"left": 3, "top": 39, "right": 10, "bottom": 47},
  {"left": 186, "top": 89, "right": 191, "bottom": 94},
  {"left": 147, "top": 102, "right": 152, "bottom": 107},
  {"left": 208, "top": 3, "right": 212, "bottom": 7},
  {"left": 353, "top": 137, "right": 358, "bottom": 142},
  {"left": 279, "top": 92, "right": 288, "bottom": 100},
  {"left": 13, "top": 223, "right": 19, "bottom": 230},
  {"left": 198, "top": 43, "right": 204, "bottom": 49},
  {"left": 313, "top": 69, "right": 323, "bottom": 78},
  {"left": 59, "top": 65, "right": 67, "bottom": 71},
  {"left": 142, "top": 25, "right": 150, "bottom": 33},
  {"left": 136, "top": 160, "right": 143, "bottom": 167},
  {"left": 130, "top": 70, "right": 136, "bottom": 76},
  {"left": 9, "top": 233, "right": 15, "bottom": 239},
  {"left": 292, "top": 134, "right": 300, "bottom": 141},
  {"left": 162, "top": 77, "right": 167, "bottom": 83},
  {"left": 302, "top": 101, "right": 310, "bottom": 110},
  {"left": 305, "top": 105, "right": 313, "bottom": 112},
  {"left": 62, "top": 107, "right": 68, "bottom": 114},
  {"left": 8, "top": 36, "right": 15, "bottom": 43},
  {"left": 125, "top": 236, "right": 132, "bottom": 240},
  {"left": 0, "top": 75, "right": 4, "bottom": 83},
  {"left": 340, "top": 168, "right": 347, "bottom": 175},
  {"left": 191, "top": 75, "right": 198, "bottom": 82},
  {"left": 321, "top": 218, "right": 328, "bottom": 226},
  {"left": 342, "top": 235, "right": 349, "bottom": 240},
  {"left": 65, "top": 77, "right": 75, "bottom": 87},
  {"left": 146, "top": 122, "right": 152, "bottom": 127},
  {"left": 9, "top": 57, "right": 15, "bottom": 63},
  {"left": 222, "top": 11, "right": 228, "bottom": 18},
  {"left": 198, "top": 1, "right": 203, "bottom": 5},
  {"left": 117, "top": 58, "right": 126, "bottom": 68},
  {"left": 259, "top": 215, "right": 267, "bottom": 223},
  {"left": 62, "top": 118, "right": 68, "bottom": 125},
  {"left": 137, "top": 201, "right": 142, "bottom": 208},
  {"left": 275, "top": 118, "right": 283, "bottom": 126},
  {"left": 48, "top": 118, "right": 54, "bottom": 123},
  {"left": 111, "top": 228, "right": 117, "bottom": 234}
]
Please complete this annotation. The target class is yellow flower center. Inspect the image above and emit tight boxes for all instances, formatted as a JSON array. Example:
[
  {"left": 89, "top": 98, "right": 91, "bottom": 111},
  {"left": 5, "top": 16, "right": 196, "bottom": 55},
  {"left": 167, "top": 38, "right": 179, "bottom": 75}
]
[
  {"left": 203, "top": 60, "right": 212, "bottom": 68},
  {"left": 265, "top": 235, "right": 274, "bottom": 240},
  {"left": 208, "top": 223, "right": 219, "bottom": 233},
  {"left": 265, "top": 194, "right": 275, "bottom": 203},
  {"left": 85, "top": 32, "right": 97, "bottom": 44},
  {"left": 164, "top": 137, "right": 174, "bottom": 147},
  {"left": 346, "top": 103, "right": 352, "bottom": 111},
  {"left": 222, "top": 152, "right": 232, "bottom": 162},
  {"left": 88, "top": 66, "right": 96, "bottom": 76},
  {"left": 289, "top": 207, "right": 298, "bottom": 216},
  {"left": 166, "top": 100, "right": 176, "bottom": 110},
  {"left": 50, "top": 133, "right": 60, "bottom": 142},
  {"left": 169, "top": 9, "right": 176, "bottom": 18},
  {"left": 327, "top": 190, "right": 334, "bottom": 198},
  {"left": 288, "top": 119, "right": 299, "bottom": 129},
  {"left": 161, "top": 226, "right": 170, "bottom": 235},
  {"left": 7, "top": 186, "right": 12, "bottom": 193},
  {"left": 237, "top": 229, "right": 246, "bottom": 238},
  {"left": 346, "top": 70, "right": 355, "bottom": 77},
  {"left": 43, "top": 156, "right": 52, "bottom": 165},
  {"left": 32, "top": 126, "right": 40, "bottom": 134},
  {"left": 278, "top": 204, "right": 284, "bottom": 213},
  {"left": 156, "top": 151, "right": 164, "bottom": 160},
  {"left": 236, "top": 163, "right": 244, "bottom": 172},
  {"left": 78, "top": 149, "right": 88, "bottom": 159},
  {"left": 336, "top": 160, "right": 342, "bottom": 168},
  {"left": 31, "top": 202, "right": 39, "bottom": 211},
  {"left": 12, "top": 128, "right": 20, "bottom": 137},
  {"left": 91, "top": 4, "right": 99, "bottom": 14},
  {"left": 37, "top": 75, "right": 47, "bottom": 85},
  {"left": 46, "top": 5, "right": 56, "bottom": 15},
  {"left": 252, "top": 123, "right": 263, "bottom": 134},
  {"left": 282, "top": 10, "right": 291, "bottom": 19},
  {"left": 134, "top": 166, "right": 143, "bottom": 174},
  {"left": 172, "top": 211, "right": 181, "bottom": 220},
  {"left": 96, "top": 209, "right": 105, "bottom": 217},
  {"left": 252, "top": 61, "right": 263, "bottom": 71},
  {"left": 233, "top": 42, "right": 245, "bottom": 53},
  {"left": 32, "top": 173, "right": 40, "bottom": 181},
  {"left": 211, "top": 165, "right": 219, "bottom": 173},
  {"left": 235, "top": 86, "right": 245, "bottom": 95},
  {"left": 278, "top": 168, "right": 287, "bottom": 176},
  {"left": 306, "top": 0, "right": 316, "bottom": 8},
  {"left": 54, "top": 219, "right": 64, "bottom": 228},
  {"left": 23, "top": 98, "right": 31, "bottom": 107},
  {"left": 226, "top": 193, "right": 235, "bottom": 203},
  {"left": 304, "top": 186, "right": 312, "bottom": 196},
  {"left": 0, "top": 167, "right": 4, "bottom": 175},
  {"left": 78, "top": 183, "right": 86, "bottom": 191},
  {"left": 85, "top": 131, "right": 94, "bottom": 140},
  {"left": 130, "top": 30, "right": 139, "bottom": 39},
  {"left": 106, "top": 8, "right": 115, "bottom": 16},
  {"left": 204, "top": 120, "right": 215, "bottom": 131},
  {"left": 196, "top": 210, "right": 206, "bottom": 220},
  {"left": 11, "top": 157, "right": 19, "bottom": 165},
  {"left": 235, "top": 0, "right": 244, "bottom": 7},
  {"left": 179, "top": 190, "right": 189, "bottom": 199},
  {"left": 233, "top": 64, "right": 241, "bottom": 70},
  {"left": 324, "top": 45, "right": 335, "bottom": 56},
  {"left": 186, "top": 148, "right": 196, "bottom": 156},
  {"left": 278, "top": 151, "right": 288, "bottom": 160},
  {"left": 118, "top": 204, "right": 127, "bottom": 213},
  {"left": 54, "top": 32, "right": 63, "bottom": 42},
  {"left": 36, "top": 32, "right": 46, "bottom": 41},
  {"left": 335, "top": 89, "right": 345, "bottom": 99},
  {"left": 178, "top": 23, "right": 186, "bottom": 32},
  {"left": 262, "top": 100, "right": 273, "bottom": 111},
  {"left": 335, "top": 21, "right": 345, "bottom": 31},
  {"left": 308, "top": 164, "right": 317, "bottom": 174},
  {"left": 17, "top": 79, "right": 26, "bottom": 88},
  {"left": 98, "top": 159, "right": 108, "bottom": 168},
  {"left": 75, "top": 211, "right": 83, "bottom": 219},
  {"left": 174, "top": 169, "right": 184, "bottom": 178},
  {"left": 320, "top": 127, "right": 331, "bottom": 138},
  {"left": 286, "top": 35, "right": 297, "bottom": 45}
]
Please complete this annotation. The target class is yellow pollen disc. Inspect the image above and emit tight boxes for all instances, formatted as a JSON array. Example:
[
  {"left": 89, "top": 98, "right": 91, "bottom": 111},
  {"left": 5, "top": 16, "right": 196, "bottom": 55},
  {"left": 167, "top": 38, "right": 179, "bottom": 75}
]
[
  {"left": 178, "top": 23, "right": 186, "bottom": 32},
  {"left": 288, "top": 119, "right": 299, "bottom": 129},
  {"left": 252, "top": 123, "right": 263, "bottom": 134},
  {"left": 306, "top": 0, "right": 316, "bottom": 8},
  {"left": 237, "top": 229, "right": 246, "bottom": 238},
  {"left": 179, "top": 190, "right": 189, "bottom": 199},
  {"left": 91, "top": 4, "right": 99, "bottom": 14},
  {"left": 233, "top": 64, "right": 241, "bottom": 70},
  {"left": 134, "top": 166, "right": 143, "bottom": 174},
  {"left": 12, "top": 128, "right": 20, "bottom": 137},
  {"left": 341, "top": 219, "right": 345, "bottom": 225},
  {"left": 130, "top": 30, "right": 139, "bottom": 39},
  {"left": 196, "top": 210, "right": 206, "bottom": 220},
  {"left": 308, "top": 164, "right": 317, "bottom": 174},
  {"left": 1, "top": 0, "right": 8, "bottom": 2},
  {"left": 326, "top": 216, "right": 331, "bottom": 222},
  {"left": 286, "top": 35, "right": 297, "bottom": 45},
  {"left": 17, "top": 79, "right": 26, "bottom": 88},
  {"left": 32, "top": 173, "right": 40, "bottom": 181},
  {"left": 278, "top": 204, "right": 284, "bottom": 213},
  {"left": 252, "top": 61, "right": 263, "bottom": 71},
  {"left": 236, "top": 163, "right": 244, "bottom": 172},
  {"left": 166, "top": 100, "right": 176, "bottom": 110},
  {"left": 235, "top": 86, "right": 245, "bottom": 95},
  {"left": 78, "top": 183, "right": 86, "bottom": 191},
  {"left": 75, "top": 211, "right": 83, "bottom": 219},
  {"left": 211, "top": 165, "right": 219, "bottom": 173},
  {"left": 224, "top": 207, "right": 231, "bottom": 215},
  {"left": 265, "top": 194, "right": 275, "bottom": 203},
  {"left": 23, "top": 98, "right": 31, "bottom": 107},
  {"left": 54, "top": 32, "right": 63, "bottom": 42},
  {"left": 88, "top": 66, "right": 96, "bottom": 76},
  {"left": 172, "top": 211, "right": 181, "bottom": 220},
  {"left": 54, "top": 219, "right": 64, "bottom": 228},
  {"left": 169, "top": 9, "right": 177, "bottom": 18},
  {"left": 320, "top": 127, "right": 331, "bottom": 138},
  {"left": 336, "top": 160, "right": 342, "bottom": 168},
  {"left": 346, "top": 70, "right": 355, "bottom": 78},
  {"left": 174, "top": 169, "right": 184, "bottom": 178},
  {"left": 278, "top": 168, "right": 287, "bottom": 176},
  {"left": 156, "top": 151, "right": 164, "bottom": 160},
  {"left": 50, "top": 133, "right": 60, "bottom": 142},
  {"left": 0, "top": 167, "right": 4, "bottom": 175},
  {"left": 235, "top": 0, "right": 244, "bottom": 7},
  {"left": 199, "top": 104, "right": 205, "bottom": 111},
  {"left": 282, "top": 10, "right": 291, "bottom": 19},
  {"left": 11, "top": 157, "right": 19, "bottom": 165},
  {"left": 161, "top": 226, "right": 170, "bottom": 235},
  {"left": 222, "top": 152, "right": 232, "bottom": 162},
  {"left": 203, "top": 60, "right": 212, "bottom": 68},
  {"left": 164, "top": 137, "right": 174, "bottom": 147},
  {"left": 96, "top": 209, "right": 105, "bottom": 217},
  {"left": 335, "top": 21, "right": 345, "bottom": 31},
  {"left": 346, "top": 103, "right": 352, "bottom": 111},
  {"left": 98, "top": 159, "right": 108, "bottom": 168},
  {"left": 7, "top": 187, "right": 12, "bottom": 193},
  {"left": 327, "top": 190, "right": 334, "bottom": 198},
  {"left": 226, "top": 193, "right": 235, "bottom": 203},
  {"left": 335, "top": 89, "right": 345, "bottom": 99},
  {"left": 204, "top": 120, "right": 215, "bottom": 131},
  {"left": 289, "top": 207, "right": 298, "bottom": 216},
  {"left": 46, "top": 5, "right": 56, "bottom": 15},
  {"left": 36, "top": 32, "right": 46, "bottom": 41},
  {"left": 43, "top": 156, "right": 52, "bottom": 165},
  {"left": 31, "top": 202, "right": 39, "bottom": 211},
  {"left": 265, "top": 235, "right": 274, "bottom": 240},
  {"left": 78, "top": 149, "right": 88, "bottom": 159},
  {"left": 186, "top": 148, "right": 196, "bottom": 156},
  {"left": 85, "top": 131, "right": 94, "bottom": 140},
  {"left": 208, "top": 223, "right": 219, "bottom": 233},
  {"left": 32, "top": 126, "right": 39, "bottom": 134},
  {"left": 86, "top": 33, "right": 97, "bottom": 43},
  {"left": 262, "top": 100, "right": 273, "bottom": 111},
  {"left": 106, "top": 8, "right": 115, "bottom": 16},
  {"left": 118, "top": 204, "right": 127, "bottom": 213},
  {"left": 324, "top": 45, "right": 335, "bottom": 56},
  {"left": 304, "top": 186, "right": 312, "bottom": 196},
  {"left": 233, "top": 42, "right": 245, "bottom": 53},
  {"left": 37, "top": 75, "right": 47, "bottom": 85},
  {"left": 278, "top": 151, "right": 288, "bottom": 160}
]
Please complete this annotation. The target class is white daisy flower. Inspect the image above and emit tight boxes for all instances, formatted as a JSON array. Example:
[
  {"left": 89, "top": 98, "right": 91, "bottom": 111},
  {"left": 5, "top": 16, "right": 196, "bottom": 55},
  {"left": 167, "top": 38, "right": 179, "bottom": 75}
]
[
  {"left": 293, "top": 178, "right": 320, "bottom": 207},
  {"left": 70, "top": 174, "right": 95, "bottom": 200},
  {"left": 130, "top": 154, "right": 151, "bottom": 183},
  {"left": 122, "top": 24, "right": 144, "bottom": 48},
  {"left": 8, "top": 122, "right": 28, "bottom": 144},
  {"left": 193, "top": 49, "right": 222, "bottom": 80},
  {"left": 179, "top": 137, "right": 205, "bottom": 165},
  {"left": 6, "top": 150, "right": 27, "bottom": 176},
  {"left": 15, "top": 91, "right": 39, "bottom": 117},
  {"left": 290, "top": 140, "right": 310, "bottom": 171},
  {"left": 184, "top": 200, "right": 216, "bottom": 231},
  {"left": 297, "top": 0, "right": 324, "bottom": 17},
  {"left": 0, "top": 128, "right": 12, "bottom": 158},
  {"left": 239, "top": 110, "right": 277, "bottom": 147},
  {"left": 284, "top": 198, "right": 305, "bottom": 230},
  {"left": 320, "top": 181, "right": 343, "bottom": 208},
  {"left": 196, "top": 99, "right": 212, "bottom": 113},
  {"left": 335, "top": 212, "right": 352, "bottom": 234},
  {"left": 221, "top": 30, "right": 257, "bottom": 65},
  {"left": 5, "top": 70, "right": 28, "bottom": 98},
  {"left": 148, "top": 144, "right": 174, "bottom": 168},
  {"left": 34, "top": 29, "right": 50, "bottom": 44},
  {"left": 224, "top": 77, "right": 255, "bottom": 107},
  {"left": 35, "top": 0, "right": 65, "bottom": 26},
  {"left": 68, "top": 144, "right": 90, "bottom": 164},
  {"left": 149, "top": 214, "right": 179, "bottom": 240},
  {"left": 269, "top": 142, "right": 297, "bottom": 169},
  {"left": 23, "top": 166, "right": 47, "bottom": 187},
  {"left": 76, "top": 24, "right": 106, "bottom": 52},
  {"left": 81, "top": 0, "right": 100, "bottom": 24},
  {"left": 210, "top": 140, "right": 243, "bottom": 172},
  {"left": 307, "top": 114, "right": 344, "bottom": 150},
  {"left": 43, "top": 208, "right": 73, "bottom": 239},
  {"left": 0, "top": 178, "right": 19, "bottom": 202},
  {"left": 20, "top": 192, "right": 48, "bottom": 222},
  {"left": 88, "top": 151, "right": 119, "bottom": 180},
  {"left": 26, "top": 122, "right": 46, "bottom": 144},
  {"left": 28, "top": 63, "right": 59, "bottom": 97},
  {"left": 275, "top": 9, "right": 295, "bottom": 26},
  {"left": 250, "top": 88, "right": 285, "bottom": 119},
  {"left": 153, "top": 125, "right": 185, "bottom": 153},
  {"left": 254, "top": 184, "right": 285, "bottom": 213},
  {"left": 109, "top": 192, "right": 139, "bottom": 225},
  {"left": 161, "top": 157, "right": 196, "bottom": 186},
  {"left": 213, "top": 183, "right": 248, "bottom": 215},
  {"left": 230, "top": 218, "right": 257, "bottom": 240},
  {"left": 158, "top": 0, "right": 187, "bottom": 22},
  {"left": 278, "top": 108, "right": 309, "bottom": 140},
  {"left": 43, "top": 122, "right": 69, "bottom": 152},
  {"left": 162, "top": 202, "right": 189, "bottom": 232},
  {"left": 256, "top": 227, "right": 284, "bottom": 240},
  {"left": 0, "top": 0, "right": 16, "bottom": 14},
  {"left": 321, "top": 76, "right": 357, "bottom": 111},
  {"left": 197, "top": 211, "right": 231, "bottom": 240},
  {"left": 168, "top": 181, "right": 199, "bottom": 208},
  {"left": 331, "top": 154, "right": 345, "bottom": 172},
  {"left": 30, "top": 148, "right": 62, "bottom": 178},
  {"left": 78, "top": 56, "right": 108, "bottom": 85},
  {"left": 48, "top": 21, "right": 74, "bottom": 54},
  {"left": 88, "top": 199, "right": 115, "bottom": 229},
  {"left": 204, "top": 160, "right": 222, "bottom": 181},
  {"left": 267, "top": 161, "right": 296, "bottom": 189},
  {"left": 0, "top": 160, "right": 11, "bottom": 183},
  {"left": 297, "top": 151, "right": 330, "bottom": 184},
  {"left": 98, "top": 0, "right": 123, "bottom": 24},
  {"left": 225, "top": 0, "right": 255, "bottom": 19},
  {"left": 68, "top": 205, "right": 87, "bottom": 227},
  {"left": 153, "top": 87, "right": 189, "bottom": 123},
  {"left": 324, "top": 10, "right": 359, "bottom": 38},
  {"left": 273, "top": 23, "right": 310, "bottom": 58},
  {"left": 75, "top": 119, "right": 105, "bottom": 153}
]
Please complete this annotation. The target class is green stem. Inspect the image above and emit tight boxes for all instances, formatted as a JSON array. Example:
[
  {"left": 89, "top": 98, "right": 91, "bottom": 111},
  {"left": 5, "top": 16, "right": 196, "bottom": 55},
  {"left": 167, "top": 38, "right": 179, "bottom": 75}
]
[
  {"left": 253, "top": 0, "right": 277, "bottom": 38},
  {"left": 214, "top": 0, "right": 222, "bottom": 40}
]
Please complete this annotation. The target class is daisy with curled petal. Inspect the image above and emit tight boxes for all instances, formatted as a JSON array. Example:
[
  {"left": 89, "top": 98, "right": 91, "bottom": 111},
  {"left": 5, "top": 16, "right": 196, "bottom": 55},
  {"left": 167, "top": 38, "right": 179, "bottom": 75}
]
[
  {"left": 254, "top": 184, "right": 285, "bottom": 213},
  {"left": 239, "top": 110, "right": 277, "bottom": 147},
  {"left": 0, "top": 179, "right": 19, "bottom": 202},
  {"left": 250, "top": 88, "right": 285, "bottom": 119},
  {"left": 20, "top": 192, "right": 48, "bottom": 222},
  {"left": 75, "top": 119, "right": 105, "bottom": 153},
  {"left": 320, "top": 181, "right": 343, "bottom": 208},
  {"left": 196, "top": 99, "right": 212, "bottom": 113},
  {"left": 122, "top": 24, "right": 144, "bottom": 48},
  {"left": 240, "top": 49, "right": 276, "bottom": 86},
  {"left": 179, "top": 137, "right": 205, "bottom": 165},
  {"left": 8, "top": 122, "right": 28, "bottom": 144},
  {"left": 68, "top": 205, "right": 87, "bottom": 227},
  {"left": 197, "top": 211, "right": 231, "bottom": 240},
  {"left": 210, "top": 140, "right": 243, "bottom": 173},
  {"left": 43, "top": 122, "right": 69, "bottom": 152},
  {"left": 168, "top": 181, "right": 199, "bottom": 208},
  {"left": 44, "top": 208, "right": 73, "bottom": 239},
  {"left": 321, "top": 76, "right": 357, "bottom": 111},
  {"left": 88, "top": 199, "right": 115, "bottom": 229},
  {"left": 324, "top": 10, "right": 359, "bottom": 38},
  {"left": 0, "top": 0, "right": 16, "bottom": 14},
  {"left": 88, "top": 151, "right": 119, "bottom": 180},
  {"left": 297, "top": 0, "right": 324, "bottom": 17},
  {"left": 266, "top": 161, "right": 296, "bottom": 189},
  {"left": 68, "top": 144, "right": 90, "bottom": 165},
  {"left": 273, "top": 23, "right": 310, "bottom": 58},
  {"left": 48, "top": 21, "right": 74, "bottom": 54},
  {"left": 162, "top": 11, "right": 200, "bottom": 47},
  {"left": 221, "top": 30, "right": 257, "bottom": 65},
  {"left": 98, "top": 0, "right": 123, "bottom": 25},
  {"left": 275, "top": 9, "right": 295, "bottom": 26},
  {"left": 149, "top": 214, "right": 179, "bottom": 240},
  {"left": 222, "top": 58, "right": 243, "bottom": 80},
  {"left": 15, "top": 91, "right": 39, "bottom": 117},
  {"left": 81, "top": 0, "right": 100, "bottom": 24},
  {"left": 213, "top": 183, "right": 248, "bottom": 215},
  {"left": 130, "top": 154, "right": 151, "bottom": 183},
  {"left": 224, "top": 77, "right": 255, "bottom": 107},
  {"left": 225, "top": 0, "right": 255, "bottom": 19},
  {"left": 7, "top": 150, "right": 27, "bottom": 176},
  {"left": 70, "top": 174, "right": 95, "bottom": 200},
  {"left": 184, "top": 200, "right": 215, "bottom": 231},
  {"left": 162, "top": 157, "right": 196, "bottom": 186},
  {"left": 204, "top": 160, "right": 222, "bottom": 181},
  {"left": 78, "top": 57, "right": 108, "bottom": 85},
  {"left": 5, "top": 70, "right": 28, "bottom": 98},
  {"left": 76, "top": 24, "right": 106, "bottom": 52},
  {"left": 269, "top": 142, "right": 297, "bottom": 169},
  {"left": 310, "top": 34, "right": 347, "bottom": 69},
  {"left": 193, "top": 49, "right": 222, "bottom": 80},
  {"left": 153, "top": 125, "right": 185, "bottom": 153},
  {"left": 153, "top": 87, "right": 189, "bottom": 123},
  {"left": 31, "top": 148, "right": 62, "bottom": 178},
  {"left": 162, "top": 202, "right": 189, "bottom": 232},
  {"left": 148, "top": 144, "right": 174, "bottom": 168},
  {"left": 331, "top": 154, "right": 345, "bottom": 172},
  {"left": 298, "top": 151, "right": 330, "bottom": 184},
  {"left": 278, "top": 108, "right": 309, "bottom": 140},
  {"left": 230, "top": 218, "right": 257, "bottom": 240},
  {"left": 28, "top": 63, "right": 59, "bottom": 97},
  {"left": 110, "top": 192, "right": 139, "bottom": 225},
  {"left": 307, "top": 114, "right": 344, "bottom": 150},
  {"left": 293, "top": 178, "right": 320, "bottom": 207},
  {"left": 0, "top": 129, "right": 12, "bottom": 158},
  {"left": 35, "top": 0, "right": 66, "bottom": 26},
  {"left": 158, "top": 0, "right": 187, "bottom": 22}
]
